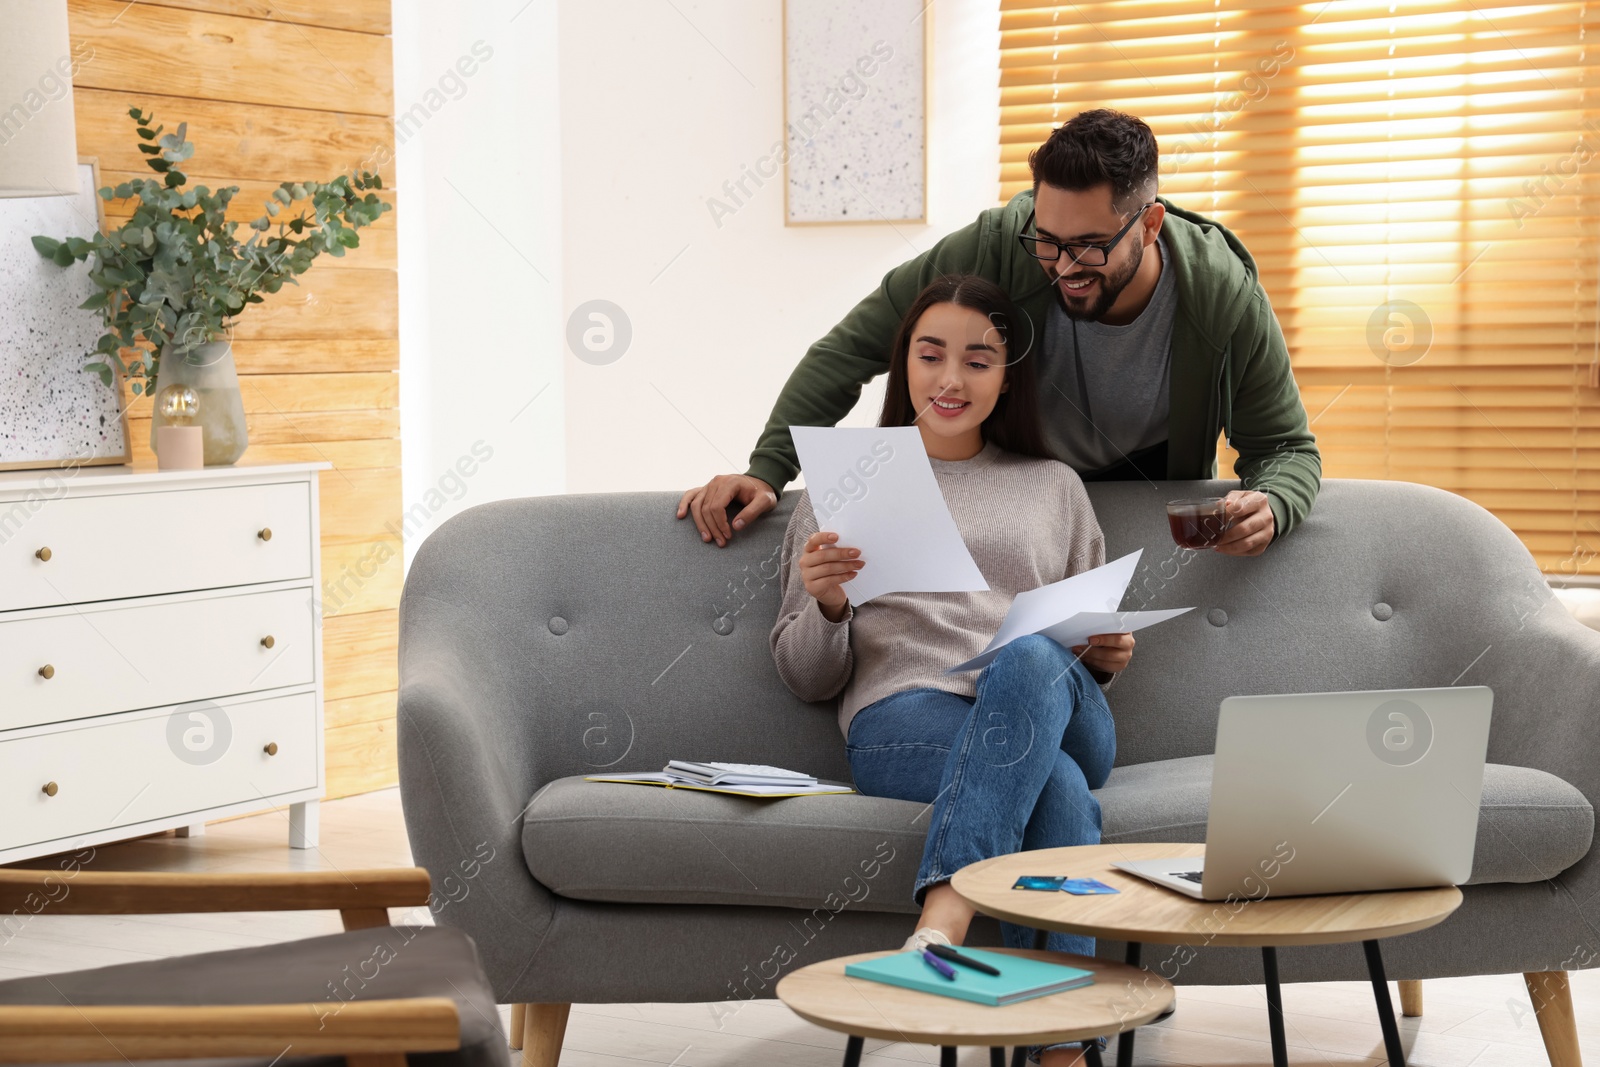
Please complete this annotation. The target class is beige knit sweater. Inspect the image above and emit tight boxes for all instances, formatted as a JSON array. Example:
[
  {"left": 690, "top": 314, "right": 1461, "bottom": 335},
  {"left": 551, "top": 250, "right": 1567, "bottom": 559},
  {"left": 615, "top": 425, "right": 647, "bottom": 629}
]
[{"left": 769, "top": 438, "right": 1108, "bottom": 738}]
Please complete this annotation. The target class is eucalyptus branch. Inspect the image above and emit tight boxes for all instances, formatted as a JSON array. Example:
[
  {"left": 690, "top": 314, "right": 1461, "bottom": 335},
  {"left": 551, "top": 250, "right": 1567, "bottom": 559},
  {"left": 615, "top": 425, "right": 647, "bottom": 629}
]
[{"left": 32, "top": 107, "right": 391, "bottom": 396}]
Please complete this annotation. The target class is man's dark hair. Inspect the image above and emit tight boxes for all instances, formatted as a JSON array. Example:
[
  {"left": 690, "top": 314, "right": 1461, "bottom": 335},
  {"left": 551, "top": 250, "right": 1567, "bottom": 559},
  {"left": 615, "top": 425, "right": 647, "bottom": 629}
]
[{"left": 1028, "top": 108, "right": 1159, "bottom": 214}]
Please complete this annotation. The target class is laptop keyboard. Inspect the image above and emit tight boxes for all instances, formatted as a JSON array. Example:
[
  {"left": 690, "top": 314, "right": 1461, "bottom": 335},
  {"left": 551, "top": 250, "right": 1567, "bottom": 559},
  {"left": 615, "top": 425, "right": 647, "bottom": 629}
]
[{"left": 1174, "top": 871, "right": 1205, "bottom": 883}]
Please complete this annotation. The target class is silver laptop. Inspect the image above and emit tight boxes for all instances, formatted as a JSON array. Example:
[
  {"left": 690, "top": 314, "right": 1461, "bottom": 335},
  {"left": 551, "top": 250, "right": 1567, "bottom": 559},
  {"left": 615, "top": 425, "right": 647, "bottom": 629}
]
[{"left": 1112, "top": 686, "right": 1493, "bottom": 901}]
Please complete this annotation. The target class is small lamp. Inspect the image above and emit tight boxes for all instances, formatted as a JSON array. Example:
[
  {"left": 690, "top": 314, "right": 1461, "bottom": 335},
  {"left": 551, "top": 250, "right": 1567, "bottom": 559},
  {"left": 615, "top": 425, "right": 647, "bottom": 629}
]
[
  {"left": 154, "top": 384, "right": 204, "bottom": 469},
  {"left": 0, "top": 1, "right": 80, "bottom": 198}
]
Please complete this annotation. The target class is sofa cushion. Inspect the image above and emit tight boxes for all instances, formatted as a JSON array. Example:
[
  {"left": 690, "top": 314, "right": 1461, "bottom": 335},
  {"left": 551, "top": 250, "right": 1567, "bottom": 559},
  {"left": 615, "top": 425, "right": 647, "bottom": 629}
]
[
  {"left": 1096, "top": 754, "right": 1215, "bottom": 844},
  {"left": 1473, "top": 762, "right": 1597, "bottom": 881},
  {"left": 521, "top": 778, "right": 929, "bottom": 913},
  {"left": 522, "top": 760, "right": 1594, "bottom": 910}
]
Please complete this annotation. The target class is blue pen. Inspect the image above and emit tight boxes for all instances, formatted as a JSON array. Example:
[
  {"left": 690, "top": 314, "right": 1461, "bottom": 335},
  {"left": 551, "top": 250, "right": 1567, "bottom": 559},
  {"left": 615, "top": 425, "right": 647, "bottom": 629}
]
[{"left": 921, "top": 948, "right": 957, "bottom": 980}]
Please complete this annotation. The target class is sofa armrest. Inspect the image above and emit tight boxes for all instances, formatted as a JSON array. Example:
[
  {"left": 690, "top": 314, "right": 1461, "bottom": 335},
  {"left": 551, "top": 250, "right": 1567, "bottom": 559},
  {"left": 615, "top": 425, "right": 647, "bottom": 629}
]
[
  {"left": 397, "top": 591, "right": 561, "bottom": 996},
  {"left": 1485, "top": 605, "right": 1600, "bottom": 913}
]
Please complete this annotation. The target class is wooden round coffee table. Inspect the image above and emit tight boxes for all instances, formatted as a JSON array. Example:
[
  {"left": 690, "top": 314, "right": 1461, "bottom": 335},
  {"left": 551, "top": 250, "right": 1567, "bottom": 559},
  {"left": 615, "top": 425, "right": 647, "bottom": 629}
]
[
  {"left": 777, "top": 947, "right": 1173, "bottom": 1067},
  {"left": 952, "top": 844, "right": 1462, "bottom": 1067}
]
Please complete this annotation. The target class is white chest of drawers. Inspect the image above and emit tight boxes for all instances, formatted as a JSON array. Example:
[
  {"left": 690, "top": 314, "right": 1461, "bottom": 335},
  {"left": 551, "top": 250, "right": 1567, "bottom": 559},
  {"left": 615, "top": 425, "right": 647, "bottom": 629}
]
[{"left": 0, "top": 461, "right": 328, "bottom": 862}]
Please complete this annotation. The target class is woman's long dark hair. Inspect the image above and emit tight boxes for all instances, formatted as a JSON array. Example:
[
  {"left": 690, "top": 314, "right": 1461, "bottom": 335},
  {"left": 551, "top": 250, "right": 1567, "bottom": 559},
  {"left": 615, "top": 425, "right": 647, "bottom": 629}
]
[{"left": 877, "top": 274, "right": 1050, "bottom": 459}]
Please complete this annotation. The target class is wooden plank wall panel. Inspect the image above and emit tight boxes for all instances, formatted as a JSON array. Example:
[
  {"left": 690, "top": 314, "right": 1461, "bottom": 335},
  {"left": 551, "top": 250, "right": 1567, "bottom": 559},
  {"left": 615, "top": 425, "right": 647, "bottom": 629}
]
[
  {"left": 67, "top": 1, "right": 401, "bottom": 800},
  {"left": 73, "top": 90, "right": 391, "bottom": 181},
  {"left": 70, "top": 0, "right": 391, "bottom": 114},
  {"left": 119, "top": 0, "right": 391, "bottom": 35}
]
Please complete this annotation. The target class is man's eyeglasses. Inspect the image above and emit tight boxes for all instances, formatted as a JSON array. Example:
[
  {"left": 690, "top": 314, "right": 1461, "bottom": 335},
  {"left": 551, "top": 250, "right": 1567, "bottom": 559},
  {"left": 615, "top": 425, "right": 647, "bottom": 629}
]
[{"left": 1017, "top": 202, "right": 1154, "bottom": 267}]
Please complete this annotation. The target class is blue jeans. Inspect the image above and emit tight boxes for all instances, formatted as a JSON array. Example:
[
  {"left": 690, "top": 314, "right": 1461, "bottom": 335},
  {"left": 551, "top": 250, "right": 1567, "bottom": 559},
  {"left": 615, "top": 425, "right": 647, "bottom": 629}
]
[{"left": 846, "top": 634, "right": 1116, "bottom": 1063}]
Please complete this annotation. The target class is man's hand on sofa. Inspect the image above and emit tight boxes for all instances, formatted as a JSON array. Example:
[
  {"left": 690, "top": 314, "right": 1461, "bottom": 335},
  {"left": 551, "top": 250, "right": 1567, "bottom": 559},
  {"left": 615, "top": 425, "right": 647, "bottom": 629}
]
[
  {"left": 1072, "top": 632, "right": 1134, "bottom": 684},
  {"left": 1214, "top": 489, "right": 1276, "bottom": 556},
  {"left": 677, "top": 474, "right": 778, "bottom": 547}
]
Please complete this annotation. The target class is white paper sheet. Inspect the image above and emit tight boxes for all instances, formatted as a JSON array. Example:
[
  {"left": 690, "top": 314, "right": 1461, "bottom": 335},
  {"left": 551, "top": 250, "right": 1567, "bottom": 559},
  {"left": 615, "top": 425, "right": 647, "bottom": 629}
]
[
  {"left": 791, "top": 425, "right": 988, "bottom": 604},
  {"left": 944, "top": 549, "right": 1194, "bottom": 673},
  {"left": 1039, "top": 609, "right": 1194, "bottom": 650}
]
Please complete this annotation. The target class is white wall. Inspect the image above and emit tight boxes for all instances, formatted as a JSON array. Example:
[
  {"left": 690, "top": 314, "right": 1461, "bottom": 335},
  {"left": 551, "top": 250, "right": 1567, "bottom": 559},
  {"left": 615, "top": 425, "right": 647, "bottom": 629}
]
[
  {"left": 396, "top": 0, "right": 1000, "bottom": 564},
  {"left": 558, "top": 0, "right": 1001, "bottom": 493},
  {"left": 393, "top": 0, "right": 565, "bottom": 570}
]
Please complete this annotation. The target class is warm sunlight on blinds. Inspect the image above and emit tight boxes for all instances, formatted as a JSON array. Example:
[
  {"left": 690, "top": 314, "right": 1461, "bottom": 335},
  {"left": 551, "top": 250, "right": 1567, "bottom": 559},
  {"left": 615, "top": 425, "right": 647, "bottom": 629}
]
[{"left": 999, "top": 0, "right": 1600, "bottom": 574}]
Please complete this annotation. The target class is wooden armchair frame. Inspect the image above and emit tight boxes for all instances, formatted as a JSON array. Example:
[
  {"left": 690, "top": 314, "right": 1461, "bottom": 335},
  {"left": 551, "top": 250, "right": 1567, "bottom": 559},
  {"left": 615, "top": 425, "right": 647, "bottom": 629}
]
[{"left": 0, "top": 866, "right": 462, "bottom": 1066}]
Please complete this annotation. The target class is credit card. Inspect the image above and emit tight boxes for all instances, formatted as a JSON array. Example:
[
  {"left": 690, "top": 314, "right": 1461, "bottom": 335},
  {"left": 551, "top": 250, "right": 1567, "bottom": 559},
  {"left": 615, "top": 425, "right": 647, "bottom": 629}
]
[
  {"left": 1012, "top": 875, "right": 1067, "bottom": 891},
  {"left": 1060, "top": 878, "right": 1119, "bottom": 895}
]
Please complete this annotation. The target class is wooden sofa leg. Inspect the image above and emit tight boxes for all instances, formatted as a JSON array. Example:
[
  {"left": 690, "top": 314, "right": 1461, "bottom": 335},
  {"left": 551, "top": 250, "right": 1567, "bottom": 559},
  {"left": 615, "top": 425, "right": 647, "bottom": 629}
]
[
  {"left": 509, "top": 1003, "right": 526, "bottom": 1050},
  {"left": 520, "top": 1002, "right": 571, "bottom": 1067},
  {"left": 1398, "top": 980, "right": 1423, "bottom": 1017},
  {"left": 1523, "top": 971, "right": 1582, "bottom": 1067}
]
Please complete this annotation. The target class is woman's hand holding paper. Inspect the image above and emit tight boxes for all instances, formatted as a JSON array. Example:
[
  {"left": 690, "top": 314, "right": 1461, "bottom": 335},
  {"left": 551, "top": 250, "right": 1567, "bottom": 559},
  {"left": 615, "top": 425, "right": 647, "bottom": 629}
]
[
  {"left": 801, "top": 530, "right": 864, "bottom": 623},
  {"left": 1071, "top": 631, "right": 1135, "bottom": 681}
]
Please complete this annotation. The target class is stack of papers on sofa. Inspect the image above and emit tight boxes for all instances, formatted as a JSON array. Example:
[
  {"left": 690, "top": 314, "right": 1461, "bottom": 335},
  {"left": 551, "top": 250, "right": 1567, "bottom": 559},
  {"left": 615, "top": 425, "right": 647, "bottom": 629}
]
[
  {"left": 845, "top": 948, "right": 1095, "bottom": 1006},
  {"left": 586, "top": 761, "right": 854, "bottom": 797}
]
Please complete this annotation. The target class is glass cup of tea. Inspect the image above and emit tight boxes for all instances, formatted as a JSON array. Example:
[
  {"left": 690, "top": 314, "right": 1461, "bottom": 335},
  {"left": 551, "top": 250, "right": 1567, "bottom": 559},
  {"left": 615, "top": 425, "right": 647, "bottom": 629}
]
[{"left": 1166, "top": 497, "right": 1231, "bottom": 549}]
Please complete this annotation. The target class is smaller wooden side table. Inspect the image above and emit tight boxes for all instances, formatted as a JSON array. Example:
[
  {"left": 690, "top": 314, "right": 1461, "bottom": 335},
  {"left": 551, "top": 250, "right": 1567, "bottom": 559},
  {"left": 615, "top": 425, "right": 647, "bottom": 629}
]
[{"left": 777, "top": 948, "right": 1172, "bottom": 1067}]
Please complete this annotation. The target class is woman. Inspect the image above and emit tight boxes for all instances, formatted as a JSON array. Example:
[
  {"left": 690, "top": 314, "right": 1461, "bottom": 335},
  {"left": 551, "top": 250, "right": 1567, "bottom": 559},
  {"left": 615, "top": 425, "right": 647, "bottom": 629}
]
[{"left": 769, "top": 274, "right": 1134, "bottom": 1067}]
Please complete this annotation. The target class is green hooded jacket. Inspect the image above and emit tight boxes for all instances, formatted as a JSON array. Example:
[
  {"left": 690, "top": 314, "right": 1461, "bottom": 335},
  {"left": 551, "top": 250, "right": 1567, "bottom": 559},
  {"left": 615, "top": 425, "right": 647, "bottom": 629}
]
[{"left": 744, "top": 188, "right": 1323, "bottom": 540}]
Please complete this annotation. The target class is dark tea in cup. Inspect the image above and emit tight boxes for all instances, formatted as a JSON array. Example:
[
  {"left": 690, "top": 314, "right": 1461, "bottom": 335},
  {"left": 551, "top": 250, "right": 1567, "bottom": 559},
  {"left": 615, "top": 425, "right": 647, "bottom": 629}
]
[{"left": 1166, "top": 498, "right": 1230, "bottom": 549}]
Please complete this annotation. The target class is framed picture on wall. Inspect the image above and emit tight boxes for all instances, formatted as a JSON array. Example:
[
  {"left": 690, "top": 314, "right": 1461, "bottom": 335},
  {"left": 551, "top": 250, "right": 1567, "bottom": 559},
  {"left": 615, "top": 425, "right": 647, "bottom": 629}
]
[
  {"left": 782, "top": 0, "right": 929, "bottom": 225},
  {"left": 0, "top": 157, "right": 131, "bottom": 472}
]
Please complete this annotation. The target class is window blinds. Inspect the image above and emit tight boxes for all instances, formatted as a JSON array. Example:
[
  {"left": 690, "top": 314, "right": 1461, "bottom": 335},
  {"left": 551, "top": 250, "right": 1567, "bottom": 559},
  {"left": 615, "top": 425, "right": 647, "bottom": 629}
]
[{"left": 999, "top": 0, "right": 1600, "bottom": 573}]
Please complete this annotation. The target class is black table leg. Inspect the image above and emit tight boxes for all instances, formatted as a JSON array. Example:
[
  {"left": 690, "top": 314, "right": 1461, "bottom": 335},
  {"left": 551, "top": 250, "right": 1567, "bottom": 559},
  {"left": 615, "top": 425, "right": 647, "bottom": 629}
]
[
  {"left": 1261, "top": 946, "right": 1289, "bottom": 1067},
  {"left": 1024, "top": 927, "right": 1051, "bottom": 1067},
  {"left": 841, "top": 1035, "right": 864, "bottom": 1067},
  {"left": 1116, "top": 940, "right": 1142, "bottom": 1067},
  {"left": 990, "top": 1047, "right": 1007, "bottom": 1067},
  {"left": 1363, "top": 939, "right": 1408, "bottom": 1067},
  {"left": 1085, "top": 1041, "right": 1106, "bottom": 1067},
  {"left": 940, "top": 1047, "right": 958, "bottom": 1067}
]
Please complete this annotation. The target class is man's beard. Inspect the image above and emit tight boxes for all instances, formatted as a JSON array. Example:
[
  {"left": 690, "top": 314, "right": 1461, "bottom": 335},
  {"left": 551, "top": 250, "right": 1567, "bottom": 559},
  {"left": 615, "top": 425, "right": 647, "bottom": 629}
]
[{"left": 1052, "top": 237, "right": 1143, "bottom": 322}]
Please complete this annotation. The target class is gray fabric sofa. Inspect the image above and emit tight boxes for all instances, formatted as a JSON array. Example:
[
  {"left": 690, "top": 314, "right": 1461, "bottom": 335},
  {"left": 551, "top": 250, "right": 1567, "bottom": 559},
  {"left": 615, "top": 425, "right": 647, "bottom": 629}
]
[{"left": 398, "top": 478, "right": 1598, "bottom": 1065}]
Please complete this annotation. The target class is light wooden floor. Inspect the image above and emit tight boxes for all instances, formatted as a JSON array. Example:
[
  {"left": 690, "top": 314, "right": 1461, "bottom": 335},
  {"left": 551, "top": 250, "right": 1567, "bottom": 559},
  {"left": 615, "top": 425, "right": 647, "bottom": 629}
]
[{"left": 3, "top": 788, "right": 1595, "bottom": 1067}]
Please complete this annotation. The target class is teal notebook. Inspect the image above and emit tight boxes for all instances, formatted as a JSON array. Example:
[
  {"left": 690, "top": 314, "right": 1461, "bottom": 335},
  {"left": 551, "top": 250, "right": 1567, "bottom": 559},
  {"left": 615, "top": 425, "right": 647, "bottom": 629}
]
[{"left": 844, "top": 948, "right": 1094, "bottom": 1007}]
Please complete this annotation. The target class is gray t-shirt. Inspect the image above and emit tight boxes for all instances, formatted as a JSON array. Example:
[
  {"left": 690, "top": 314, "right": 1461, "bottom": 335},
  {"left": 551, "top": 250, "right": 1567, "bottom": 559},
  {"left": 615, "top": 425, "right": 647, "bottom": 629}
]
[{"left": 1037, "top": 235, "right": 1175, "bottom": 474}]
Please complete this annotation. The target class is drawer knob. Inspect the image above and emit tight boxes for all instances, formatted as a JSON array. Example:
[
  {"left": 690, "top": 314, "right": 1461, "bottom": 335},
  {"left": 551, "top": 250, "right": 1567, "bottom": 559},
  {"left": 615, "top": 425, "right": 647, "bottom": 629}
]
[
  {"left": 263, "top": 742, "right": 279, "bottom": 756},
  {"left": 35, "top": 547, "right": 52, "bottom": 562},
  {"left": 38, "top": 664, "right": 55, "bottom": 680},
  {"left": 42, "top": 782, "right": 58, "bottom": 797},
  {"left": 260, "top": 635, "right": 276, "bottom": 649},
  {"left": 257, "top": 527, "right": 273, "bottom": 542}
]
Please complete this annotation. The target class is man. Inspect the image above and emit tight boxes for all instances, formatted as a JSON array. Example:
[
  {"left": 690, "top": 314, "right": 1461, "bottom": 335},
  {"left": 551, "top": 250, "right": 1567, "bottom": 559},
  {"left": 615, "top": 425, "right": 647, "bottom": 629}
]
[{"left": 678, "top": 108, "right": 1320, "bottom": 556}]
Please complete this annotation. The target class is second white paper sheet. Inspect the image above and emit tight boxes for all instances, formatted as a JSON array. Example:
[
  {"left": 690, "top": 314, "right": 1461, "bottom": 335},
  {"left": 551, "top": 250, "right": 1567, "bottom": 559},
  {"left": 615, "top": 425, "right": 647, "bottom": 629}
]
[
  {"left": 790, "top": 425, "right": 987, "bottom": 604},
  {"left": 944, "top": 549, "right": 1194, "bottom": 673}
]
